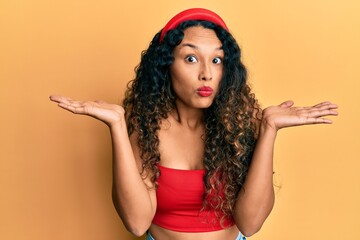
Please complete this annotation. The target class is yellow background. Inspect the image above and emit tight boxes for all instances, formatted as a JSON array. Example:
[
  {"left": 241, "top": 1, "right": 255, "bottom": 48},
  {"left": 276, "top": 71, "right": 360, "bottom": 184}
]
[{"left": 1, "top": 0, "right": 359, "bottom": 239}]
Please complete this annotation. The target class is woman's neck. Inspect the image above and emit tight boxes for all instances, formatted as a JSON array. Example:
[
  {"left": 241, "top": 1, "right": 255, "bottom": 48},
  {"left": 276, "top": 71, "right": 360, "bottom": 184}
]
[{"left": 171, "top": 102, "right": 205, "bottom": 130}]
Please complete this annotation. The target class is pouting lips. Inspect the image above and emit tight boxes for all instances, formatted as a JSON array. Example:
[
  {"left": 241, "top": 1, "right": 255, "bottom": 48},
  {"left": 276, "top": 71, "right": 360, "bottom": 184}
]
[{"left": 196, "top": 86, "right": 213, "bottom": 97}]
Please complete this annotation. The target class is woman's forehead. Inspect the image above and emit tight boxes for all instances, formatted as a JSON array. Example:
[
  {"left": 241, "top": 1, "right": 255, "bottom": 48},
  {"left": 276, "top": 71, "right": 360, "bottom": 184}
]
[{"left": 180, "top": 26, "right": 222, "bottom": 49}]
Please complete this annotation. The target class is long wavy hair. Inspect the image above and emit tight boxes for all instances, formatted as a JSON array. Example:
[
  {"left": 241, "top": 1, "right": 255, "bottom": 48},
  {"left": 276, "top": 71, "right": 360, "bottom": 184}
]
[{"left": 123, "top": 20, "right": 262, "bottom": 222}]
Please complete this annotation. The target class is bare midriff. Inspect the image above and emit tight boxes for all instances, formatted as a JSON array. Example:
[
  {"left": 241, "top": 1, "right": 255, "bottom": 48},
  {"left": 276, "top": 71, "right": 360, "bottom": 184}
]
[{"left": 149, "top": 224, "right": 239, "bottom": 240}]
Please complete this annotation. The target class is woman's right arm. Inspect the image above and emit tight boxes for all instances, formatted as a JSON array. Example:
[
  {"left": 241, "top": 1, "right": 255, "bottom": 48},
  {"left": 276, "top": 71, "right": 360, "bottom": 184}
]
[
  {"left": 49, "top": 95, "right": 156, "bottom": 236},
  {"left": 110, "top": 121, "right": 157, "bottom": 236}
]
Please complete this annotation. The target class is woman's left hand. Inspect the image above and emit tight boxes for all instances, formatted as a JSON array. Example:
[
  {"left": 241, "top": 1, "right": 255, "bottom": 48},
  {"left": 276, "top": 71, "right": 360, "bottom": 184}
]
[{"left": 262, "top": 101, "right": 338, "bottom": 131}]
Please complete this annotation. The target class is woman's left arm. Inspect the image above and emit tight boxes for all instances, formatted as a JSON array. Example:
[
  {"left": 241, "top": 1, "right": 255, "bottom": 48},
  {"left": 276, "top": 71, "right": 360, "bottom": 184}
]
[{"left": 233, "top": 101, "right": 338, "bottom": 237}]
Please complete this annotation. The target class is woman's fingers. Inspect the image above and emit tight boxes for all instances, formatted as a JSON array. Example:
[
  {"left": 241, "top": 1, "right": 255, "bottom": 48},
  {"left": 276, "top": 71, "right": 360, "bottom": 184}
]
[
  {"left": 312, "top": 101, "right": 332, "bottom": 108},
  {"left": 304, "top": 103, "right": 338, "bottom": 118},
  {"left": 50, "top": 95, "right": 80, "bottom": 106},
  {"left": 294, "top": 103, "right": 338, "bottom": 125},
  {"left": 264, "top": 101, "right": 338, "bottom": 130},
  {"left": 58, "top": 102, "right": 87, "bottom": 114},
  {"left": 50, "top": 95, "right": 92, "bottom": 115},
  {"left": 294, "top": 102, "right": 337, "bottom": 115},
  {"left": 50, "top": 95, "right": 125, "bottom": 126},
  {"left": 49, "top": 95, "right": 65, "bottom": 103},
  {"left": 313, "top": 102, "right": 338, "bottom": 111},
  {"left": 279, "top": 100, "right": 294, "bottom": 108},
  {"left": 301, "top": 102, "right": 337, "bottom": 112}
]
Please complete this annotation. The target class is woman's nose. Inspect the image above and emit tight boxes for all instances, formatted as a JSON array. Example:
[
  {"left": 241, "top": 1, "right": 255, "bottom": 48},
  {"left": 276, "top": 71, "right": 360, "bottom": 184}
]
[{"left": 198, "top": 62, "right": 212, "bottom": 81}]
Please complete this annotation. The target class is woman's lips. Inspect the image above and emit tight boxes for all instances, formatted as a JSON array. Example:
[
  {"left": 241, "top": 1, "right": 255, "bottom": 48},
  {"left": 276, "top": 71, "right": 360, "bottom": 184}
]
[{"left": 196, "top": 86, "right": 213, "bottom": 97}]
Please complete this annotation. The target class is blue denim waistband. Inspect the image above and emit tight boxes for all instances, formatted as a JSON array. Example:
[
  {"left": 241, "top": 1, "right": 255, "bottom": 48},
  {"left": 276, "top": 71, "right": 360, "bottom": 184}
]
[{"left": 145, "top": 231, "right": 246, "bottom": 240}]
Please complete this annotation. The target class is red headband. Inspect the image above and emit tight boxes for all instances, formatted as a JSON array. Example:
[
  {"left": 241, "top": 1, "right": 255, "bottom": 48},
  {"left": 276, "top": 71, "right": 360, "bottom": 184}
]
[{"left": 159, "top": 8, "right": 229, "bottom": 42}]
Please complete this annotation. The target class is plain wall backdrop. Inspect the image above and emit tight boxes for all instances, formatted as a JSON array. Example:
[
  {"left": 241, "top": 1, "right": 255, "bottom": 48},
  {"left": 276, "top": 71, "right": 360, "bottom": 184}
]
[{"left": 1, "top": 0, "right": 359, "bottom": 239}]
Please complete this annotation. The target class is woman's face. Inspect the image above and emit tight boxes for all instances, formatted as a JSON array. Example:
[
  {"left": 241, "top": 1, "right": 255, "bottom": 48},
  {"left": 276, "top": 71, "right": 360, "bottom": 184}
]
[{"left": 170, "top": 26, "right": 224, "bottom": 109}]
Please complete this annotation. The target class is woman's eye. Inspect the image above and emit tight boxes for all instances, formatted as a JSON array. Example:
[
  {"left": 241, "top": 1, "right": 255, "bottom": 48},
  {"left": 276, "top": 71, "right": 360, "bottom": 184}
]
[
  {"left": 185, "top": 56, "right": 198, "bottom": 63},
  {"left": 213, "top": 57, "right": 222, "bottom": 64}
]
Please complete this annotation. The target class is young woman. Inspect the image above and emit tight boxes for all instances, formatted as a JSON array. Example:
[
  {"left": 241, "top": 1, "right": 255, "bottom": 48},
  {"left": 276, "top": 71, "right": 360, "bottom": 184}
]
[{"left": 50, "top": 8, "right": 338, "bottom": 240}]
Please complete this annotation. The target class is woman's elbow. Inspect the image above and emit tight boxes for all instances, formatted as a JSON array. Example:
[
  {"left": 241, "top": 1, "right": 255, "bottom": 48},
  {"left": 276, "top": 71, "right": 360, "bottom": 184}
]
[
  {"left": 112, "top": 203, "right": 151, "bottom": 236},
  {"left": 125, "top": 224, "right": 149, "bottom": 237},
  {"left": 237, "top": 219, "right": 265, "bottom": 237},
  {"left": 119, "top": 213, "right": 153, "bottom": 237},
  {"left": 239, "top": 225, "right": 261, "bottom": 237},
  {"left": 239, "top": 226, "right": 261, "bottom": 237}
]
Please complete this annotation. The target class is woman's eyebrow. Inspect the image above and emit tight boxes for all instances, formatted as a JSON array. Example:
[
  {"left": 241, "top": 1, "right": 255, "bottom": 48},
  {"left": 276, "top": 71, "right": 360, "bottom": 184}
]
[
  {"left": 179, "top": 43, "right": 223, "bottom": 51},
  {"left": 179, "top": 43, "right": 198, "bottom": 49}
]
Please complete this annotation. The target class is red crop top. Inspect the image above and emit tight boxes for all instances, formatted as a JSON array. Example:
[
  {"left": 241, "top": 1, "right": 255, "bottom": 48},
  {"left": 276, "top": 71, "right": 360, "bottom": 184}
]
[{"left": 152, "top": 165, "right": 234, "bottom": 232}]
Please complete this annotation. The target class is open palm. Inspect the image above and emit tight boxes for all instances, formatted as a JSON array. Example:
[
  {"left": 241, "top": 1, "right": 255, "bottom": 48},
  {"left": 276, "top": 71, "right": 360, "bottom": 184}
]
[
  {"left": 50, "top": 95, "right": 125, "bottom": 126},
  {"left": 262, "top": 101, "right": 338, "bottom": 131}
]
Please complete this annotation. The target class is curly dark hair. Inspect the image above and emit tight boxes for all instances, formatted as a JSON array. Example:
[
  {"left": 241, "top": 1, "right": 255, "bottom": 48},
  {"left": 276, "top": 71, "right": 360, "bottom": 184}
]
[{"left": 123, "top": 20, "right": 262, "bottom": 223}]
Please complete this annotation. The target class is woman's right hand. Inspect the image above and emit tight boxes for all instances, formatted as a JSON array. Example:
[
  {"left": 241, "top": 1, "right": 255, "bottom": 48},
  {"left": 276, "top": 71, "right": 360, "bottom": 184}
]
[{"left": 49, "top": 95, "right": 125, "bottom": 127}]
